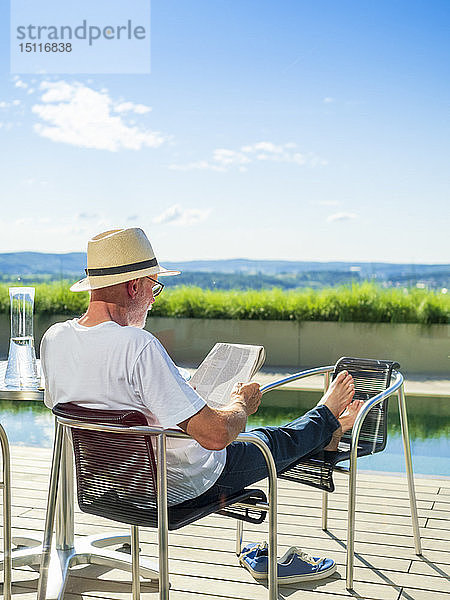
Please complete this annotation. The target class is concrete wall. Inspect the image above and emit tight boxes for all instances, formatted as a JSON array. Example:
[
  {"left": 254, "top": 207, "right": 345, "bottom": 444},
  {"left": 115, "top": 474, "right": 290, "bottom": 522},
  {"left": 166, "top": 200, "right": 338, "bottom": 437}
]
[
  {"left": 146, "top": 317, "right": 300, "bottom": 367},
  {"left": 0, "top": 314, "right": 448, "bottom": 375},
  {"left": 146, "top": 317, "right": 449, "bottom": 375}
]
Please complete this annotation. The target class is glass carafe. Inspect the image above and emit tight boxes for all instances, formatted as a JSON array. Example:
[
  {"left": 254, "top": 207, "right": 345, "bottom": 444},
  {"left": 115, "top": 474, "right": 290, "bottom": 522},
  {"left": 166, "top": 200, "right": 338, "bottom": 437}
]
[{"left": 4, "top": 287, "right": 40, "bottom": 389}]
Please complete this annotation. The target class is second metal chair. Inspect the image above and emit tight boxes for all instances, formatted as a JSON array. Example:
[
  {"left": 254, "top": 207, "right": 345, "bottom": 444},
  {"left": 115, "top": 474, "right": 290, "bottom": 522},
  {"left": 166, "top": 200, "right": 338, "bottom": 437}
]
[{"left": 261, "top": 356, "right": 422, "bottom": 589}]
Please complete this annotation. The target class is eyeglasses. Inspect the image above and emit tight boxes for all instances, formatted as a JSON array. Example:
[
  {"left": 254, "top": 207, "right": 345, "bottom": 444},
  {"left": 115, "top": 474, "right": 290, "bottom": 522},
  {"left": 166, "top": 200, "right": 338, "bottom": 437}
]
[{"left": 146, "top": 276, "right": 165, "bottom": 297}]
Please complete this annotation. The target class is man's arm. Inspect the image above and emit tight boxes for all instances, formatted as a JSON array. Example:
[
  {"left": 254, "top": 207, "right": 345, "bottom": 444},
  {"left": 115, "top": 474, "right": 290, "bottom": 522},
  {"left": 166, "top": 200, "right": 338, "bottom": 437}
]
[{"left": 178, "top": 382, "right": 261, "bottom": 451}]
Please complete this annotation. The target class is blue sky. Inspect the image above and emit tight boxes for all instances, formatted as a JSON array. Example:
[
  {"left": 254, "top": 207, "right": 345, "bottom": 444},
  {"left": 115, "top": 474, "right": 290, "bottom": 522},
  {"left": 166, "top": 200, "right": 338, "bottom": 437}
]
[{"left": 0, "top": 0, "right": 449, "bottom": 263}]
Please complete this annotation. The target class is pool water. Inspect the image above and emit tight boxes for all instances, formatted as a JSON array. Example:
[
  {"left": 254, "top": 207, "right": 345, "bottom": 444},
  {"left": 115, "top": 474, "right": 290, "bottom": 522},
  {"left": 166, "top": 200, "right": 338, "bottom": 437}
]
[
  {"left": 247, "top": 390, "right": 450, "bottom": 477},
  {"left": 0, "top": 390, "right": 449, "bottom": 477}
]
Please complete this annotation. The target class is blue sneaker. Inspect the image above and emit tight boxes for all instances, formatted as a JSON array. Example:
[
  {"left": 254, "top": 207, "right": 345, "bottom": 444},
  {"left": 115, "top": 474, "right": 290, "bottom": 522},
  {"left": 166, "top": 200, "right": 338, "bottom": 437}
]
[{"left": 239, "top": 542, "right": 336, "bottom": 583}]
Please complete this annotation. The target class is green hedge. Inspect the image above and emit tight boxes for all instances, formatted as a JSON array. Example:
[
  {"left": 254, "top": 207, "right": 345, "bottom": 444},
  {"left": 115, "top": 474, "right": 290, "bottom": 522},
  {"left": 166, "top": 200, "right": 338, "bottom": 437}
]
[
  {"left": 0, "top": 282, "right": 448, "bottom": 324},
  {"left": 0, "top": 283, "right": 89, "bottom": 316}
]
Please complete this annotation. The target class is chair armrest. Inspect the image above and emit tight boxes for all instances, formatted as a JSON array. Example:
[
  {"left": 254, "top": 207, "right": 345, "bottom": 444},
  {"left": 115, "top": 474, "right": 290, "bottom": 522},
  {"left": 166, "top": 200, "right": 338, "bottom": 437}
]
[
  {"left": 163, "top": 429, "right": 277, "bottom": 486},
  {"left": 260, "top": 365, "right": 334, "bottom": 394},
  {"left": 55, "top": 417, "right": 167, "bottom": 436},
  {"left": 350, "top": 370, "right": 404, "bottom": 451}
]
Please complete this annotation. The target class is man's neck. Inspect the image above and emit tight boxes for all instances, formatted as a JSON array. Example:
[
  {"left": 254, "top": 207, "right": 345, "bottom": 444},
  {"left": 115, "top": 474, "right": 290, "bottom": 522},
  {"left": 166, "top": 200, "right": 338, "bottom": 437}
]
[{"left": 78, "top": 301, "right": 131, "bottom": 327}]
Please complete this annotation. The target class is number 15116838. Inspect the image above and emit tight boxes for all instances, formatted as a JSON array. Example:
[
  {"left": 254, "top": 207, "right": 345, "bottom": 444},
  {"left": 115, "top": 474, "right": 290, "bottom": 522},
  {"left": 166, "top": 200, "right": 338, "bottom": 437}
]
[{"left": 19, "top": 42, "right": 72, "bottom": 52}]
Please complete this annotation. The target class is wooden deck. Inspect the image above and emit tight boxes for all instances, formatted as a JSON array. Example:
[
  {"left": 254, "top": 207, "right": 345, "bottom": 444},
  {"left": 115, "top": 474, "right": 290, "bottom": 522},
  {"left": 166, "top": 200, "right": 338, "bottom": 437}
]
[{"left": 3, "top": 445, "right": 449, "bottom": 600}]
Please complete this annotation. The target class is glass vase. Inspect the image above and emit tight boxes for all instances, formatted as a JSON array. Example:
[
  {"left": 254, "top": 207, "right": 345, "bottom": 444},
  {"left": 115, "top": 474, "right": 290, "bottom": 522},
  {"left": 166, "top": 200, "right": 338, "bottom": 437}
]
[{"left": 4, "top": 287, "right": 40, "bottom": 389}]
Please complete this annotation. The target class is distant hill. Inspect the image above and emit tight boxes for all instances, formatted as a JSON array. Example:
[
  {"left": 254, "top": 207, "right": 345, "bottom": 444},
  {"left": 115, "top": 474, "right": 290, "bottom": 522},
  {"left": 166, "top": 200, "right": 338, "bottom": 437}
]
[
  {"left": 162, "top": 259, "right": 450, "bottom": 279},
  {"left": 0, "top": 252, "right": 86, "bottom": 276},
  {"left": 0, "top": 252, "right": 448, "bottom": 289}
]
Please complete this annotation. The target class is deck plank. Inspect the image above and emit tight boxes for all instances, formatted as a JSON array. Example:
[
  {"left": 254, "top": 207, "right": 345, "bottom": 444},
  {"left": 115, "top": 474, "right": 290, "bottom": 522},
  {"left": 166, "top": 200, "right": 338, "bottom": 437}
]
[{"left": 2, "top": 445, "right": 449, "bottom": 600}]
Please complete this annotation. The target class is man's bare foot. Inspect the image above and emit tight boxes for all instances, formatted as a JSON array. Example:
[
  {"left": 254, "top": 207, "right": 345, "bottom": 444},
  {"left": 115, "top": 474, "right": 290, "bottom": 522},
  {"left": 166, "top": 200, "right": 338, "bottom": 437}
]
[
  {"left": 317, "top": 370, "right": 355, "bottom": 418},
  {"left": 323, "top": 399, "right": 365, "bottom": 450},
  {"left": 323, "top": 425, "right": 342, "bottom": 451},
  {"left": 338, "top": 399, "right": 365, "bottom": 433}
]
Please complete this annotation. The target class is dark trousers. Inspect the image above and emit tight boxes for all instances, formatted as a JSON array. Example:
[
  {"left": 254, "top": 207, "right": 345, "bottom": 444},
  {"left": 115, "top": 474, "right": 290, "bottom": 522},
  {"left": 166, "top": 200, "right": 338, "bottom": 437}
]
[{"left": 179, "top": 404, "right": 339, "bottom": 508}]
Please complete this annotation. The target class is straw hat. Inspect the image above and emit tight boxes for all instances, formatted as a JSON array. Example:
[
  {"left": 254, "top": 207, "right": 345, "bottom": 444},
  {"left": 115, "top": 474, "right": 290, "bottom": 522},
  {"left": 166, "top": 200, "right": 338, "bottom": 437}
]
[{"left": 70, "top": 228, "right": 180, "bottom": 292}]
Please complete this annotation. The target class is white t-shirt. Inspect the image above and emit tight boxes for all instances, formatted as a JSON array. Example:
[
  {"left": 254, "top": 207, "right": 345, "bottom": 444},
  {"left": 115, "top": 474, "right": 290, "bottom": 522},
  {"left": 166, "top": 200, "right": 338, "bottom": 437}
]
[{"left": 40, "top": 319, "right": 227, "bottom": 505}]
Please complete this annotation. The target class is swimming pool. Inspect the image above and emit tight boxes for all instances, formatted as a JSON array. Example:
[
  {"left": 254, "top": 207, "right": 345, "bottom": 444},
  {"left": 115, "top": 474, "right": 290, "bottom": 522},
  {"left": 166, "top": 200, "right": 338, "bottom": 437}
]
[
  {"left": 248, "top": 389, "right": 450, "bottom": 477},
  {"left": 0, "top": 390, "right": 449, "bottom": 477}
]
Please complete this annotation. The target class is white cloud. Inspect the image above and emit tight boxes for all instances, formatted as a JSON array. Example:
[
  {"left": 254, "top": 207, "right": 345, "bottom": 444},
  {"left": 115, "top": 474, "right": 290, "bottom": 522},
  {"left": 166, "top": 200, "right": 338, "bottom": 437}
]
[
  {"left": 32, "top": 81, "right": 168, "bottom": 151},
  {"left": 23, "top": 178, "right": 48, "bottom": 186},
  {"left": 114, "top": 102, "right": 152, "bottom": 114},
  {"left": 327, "top": 212, "right": 357, "bottom": 223},
  {"left": 242, "top": 141, "right": 284, "bottom": 154},
  {"left": 40, "top": 81, "right": 75, "bottom": 103},
  {"left": 169, "top": 160, "right": 225, "bottom": 172},
  {"left": 323, "top": 97, "right": 335, "bottom": 103},
  {"left": 153, "top": 204, "right": 211, "bottom": 226},
  {"left": 213, "top": 148, "right": 251, "bottom": 167},
  {"left": 170, "top": 141, "right": 326, "bottom": 172},
  {"left": 15, "top": 79, "right": 28, "bottom": 89},
  {"left": 0, "top": 100, "right": 21, "bottom": 109}
]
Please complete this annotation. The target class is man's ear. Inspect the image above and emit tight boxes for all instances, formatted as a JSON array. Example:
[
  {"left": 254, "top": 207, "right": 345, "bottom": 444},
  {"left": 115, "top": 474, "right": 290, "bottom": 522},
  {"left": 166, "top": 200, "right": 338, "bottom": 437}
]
[{"left": 126, "top": 279, "right": 140, "bottom": 299}]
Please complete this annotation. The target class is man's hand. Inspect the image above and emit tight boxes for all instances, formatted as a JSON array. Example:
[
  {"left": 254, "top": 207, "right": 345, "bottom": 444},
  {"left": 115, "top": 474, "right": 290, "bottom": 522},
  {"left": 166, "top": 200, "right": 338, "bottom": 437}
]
[
  {"left": 179, "top": 381, "right": 262, "bottom": 451},
  {"left": 231, "top": 382, "right": 262, "bottom": 416}
]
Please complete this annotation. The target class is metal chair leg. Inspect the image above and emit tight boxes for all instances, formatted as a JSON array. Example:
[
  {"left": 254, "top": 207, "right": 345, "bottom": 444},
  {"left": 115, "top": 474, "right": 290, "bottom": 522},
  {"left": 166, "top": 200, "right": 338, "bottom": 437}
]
[
  {"left": 236, "top": 434, "right": 278, "bottom": 600},
  {"left": 346, "top": 446, "right": 357, "bottom": 589},
  {"left": 37, "top": 421, "right": 64, "bottom": 600},
  {"left": 55, "top": 428, "right": 74, "bottom": 551},
  {"left": 267, "top": 484, "right": 278, "bottom": 600},
  {"left": 321, "top": 491, "right": 328, "bottom": 530},
  {"left": 398, "top": 385, "right": 422, "bottom": 555},
  {"left": 259, "top": 442, "right": 278, "bottom": 600},
  {"left": 131, "top": 525, "right": 141, "bottom": 600},
  {"left": 321, "top": 372, "right": 331, "bottom": 534},
  {"left": 235, "top": 519, "right": 244, "bottom": 556},
  {"left": 157, "top": 434, "right": 170, "bottom": 600},
  {"left": 1, "top": 425, "right": 12, "bottom": 600}
]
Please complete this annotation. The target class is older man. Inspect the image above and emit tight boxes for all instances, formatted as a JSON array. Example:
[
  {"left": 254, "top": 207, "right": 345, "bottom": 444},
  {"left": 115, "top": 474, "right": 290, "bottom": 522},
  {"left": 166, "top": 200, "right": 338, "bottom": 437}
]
[{"left": 41, "top": 227, "right": 361, "bottom": 582}]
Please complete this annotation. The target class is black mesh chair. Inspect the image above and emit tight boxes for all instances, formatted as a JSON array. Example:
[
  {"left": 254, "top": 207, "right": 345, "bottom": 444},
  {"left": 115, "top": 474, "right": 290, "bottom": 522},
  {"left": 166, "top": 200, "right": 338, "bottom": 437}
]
[
  {"left": 279, "top": 357, "right": 398, "bottom": 493},
  {"left": 260, "top": 356, "right": 422, "bottom": 589},
  {"left": 38, "top": 403, "right": 279, "bottom": 600}
]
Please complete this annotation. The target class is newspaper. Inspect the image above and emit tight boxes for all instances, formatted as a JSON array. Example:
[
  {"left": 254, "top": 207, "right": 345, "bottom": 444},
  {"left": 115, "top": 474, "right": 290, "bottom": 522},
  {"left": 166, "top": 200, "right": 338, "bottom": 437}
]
[{"left": 190, "top": 343, "right": 266, "bottom": 409}]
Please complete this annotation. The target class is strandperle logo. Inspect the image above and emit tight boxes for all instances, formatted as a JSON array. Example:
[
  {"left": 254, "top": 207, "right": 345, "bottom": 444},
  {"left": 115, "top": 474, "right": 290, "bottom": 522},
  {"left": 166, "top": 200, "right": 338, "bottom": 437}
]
[
  {"left": 11, "top": 1, "right": 151, "bottom": 74},
  {"left": 15, "top": 19, "right": 147, "bottom": 46}
]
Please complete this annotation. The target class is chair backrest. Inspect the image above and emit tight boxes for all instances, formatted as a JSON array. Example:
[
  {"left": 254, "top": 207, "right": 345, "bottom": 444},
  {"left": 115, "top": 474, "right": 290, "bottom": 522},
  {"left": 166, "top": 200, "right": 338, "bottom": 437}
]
[
  {"left": 53, "top": 403, "right": 158, "bottom": 526},
  {"left": 333, "top": 357, "right": 399, "bottom": 453}
]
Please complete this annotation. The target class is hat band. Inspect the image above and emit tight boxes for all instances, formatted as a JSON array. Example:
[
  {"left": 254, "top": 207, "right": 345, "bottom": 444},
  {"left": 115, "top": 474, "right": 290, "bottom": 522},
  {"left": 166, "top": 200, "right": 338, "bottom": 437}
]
[{"left": 86, "top": 258, "right": 158, "bottom": 277}]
